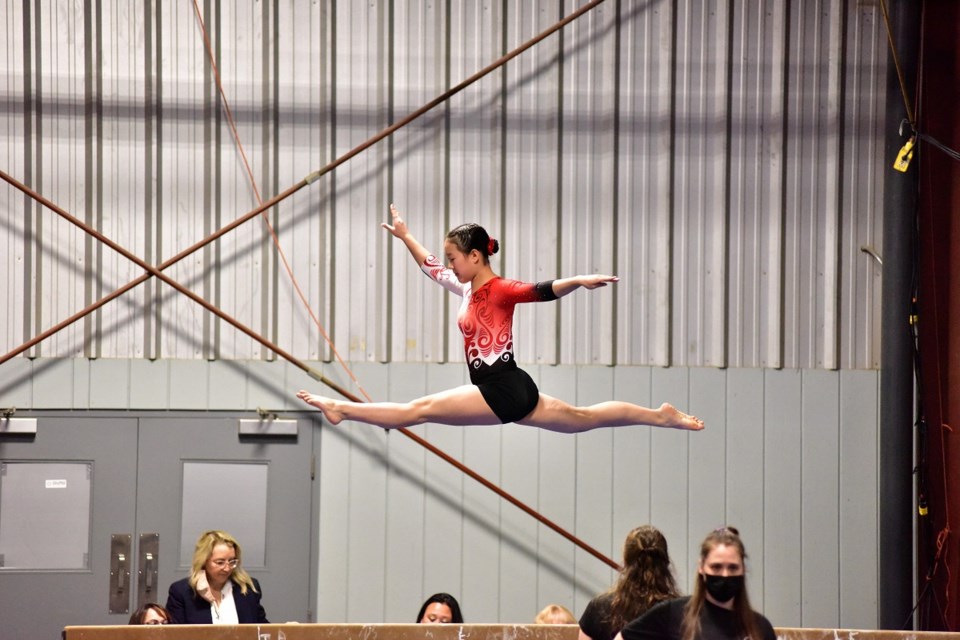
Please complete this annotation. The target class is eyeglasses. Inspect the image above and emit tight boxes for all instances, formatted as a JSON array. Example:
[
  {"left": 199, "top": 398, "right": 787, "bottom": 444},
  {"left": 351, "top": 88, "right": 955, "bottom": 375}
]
[{"left": 210, "top": 558, "right": 239, "bottom": 568}]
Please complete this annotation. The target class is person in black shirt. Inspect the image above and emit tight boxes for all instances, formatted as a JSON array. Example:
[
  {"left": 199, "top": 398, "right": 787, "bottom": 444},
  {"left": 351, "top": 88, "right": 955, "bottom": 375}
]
[
  {"left": 615, "top": 527, "right": 775, "bottom": 640},
  {"left": 579, "top": 525, "right": 680, "bottom": 640}
]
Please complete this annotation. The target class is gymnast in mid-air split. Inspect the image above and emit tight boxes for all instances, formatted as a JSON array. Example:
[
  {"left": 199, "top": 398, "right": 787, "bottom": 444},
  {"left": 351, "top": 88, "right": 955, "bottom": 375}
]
[{"left": 297, "top": 204, "right": 704, "bottom": 434}]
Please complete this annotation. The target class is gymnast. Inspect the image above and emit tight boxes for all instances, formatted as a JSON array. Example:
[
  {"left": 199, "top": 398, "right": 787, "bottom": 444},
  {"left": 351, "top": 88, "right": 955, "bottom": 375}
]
[{"left": 297, "top": 204, "right": 704, "bottom": 434}]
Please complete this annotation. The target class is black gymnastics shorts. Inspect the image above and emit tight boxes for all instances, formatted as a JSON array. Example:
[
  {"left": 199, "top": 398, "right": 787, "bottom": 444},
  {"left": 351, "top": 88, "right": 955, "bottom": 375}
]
[{"left": 475, "top": 367, "right": 541, "bottom": 424}]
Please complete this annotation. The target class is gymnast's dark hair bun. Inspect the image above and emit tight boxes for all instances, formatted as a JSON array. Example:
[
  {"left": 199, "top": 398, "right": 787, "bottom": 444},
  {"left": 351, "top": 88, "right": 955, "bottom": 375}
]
[{"left": 446, "top": 223, "right": 498, "bottom": 260}]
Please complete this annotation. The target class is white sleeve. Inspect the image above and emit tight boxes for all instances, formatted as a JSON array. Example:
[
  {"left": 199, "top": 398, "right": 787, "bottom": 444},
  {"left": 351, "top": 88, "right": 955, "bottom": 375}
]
[{"left": 420, "top": 254, "right": 467, "bottom": 297}]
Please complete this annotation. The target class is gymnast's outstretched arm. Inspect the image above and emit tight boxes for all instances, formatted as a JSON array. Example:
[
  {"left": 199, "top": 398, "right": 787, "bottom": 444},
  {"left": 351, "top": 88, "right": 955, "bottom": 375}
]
[{"left": 549, "top": 274, "right": 620, "bottom": 298}]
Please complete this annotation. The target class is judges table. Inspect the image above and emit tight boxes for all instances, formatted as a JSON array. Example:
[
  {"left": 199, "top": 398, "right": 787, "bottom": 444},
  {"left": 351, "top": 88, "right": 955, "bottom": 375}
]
[{"left": 62, "top": 624, "right": 959, "bottom": 640}]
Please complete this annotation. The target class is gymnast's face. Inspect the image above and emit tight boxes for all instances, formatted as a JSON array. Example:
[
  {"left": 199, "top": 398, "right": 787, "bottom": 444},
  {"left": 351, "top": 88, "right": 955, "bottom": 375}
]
[
  {"left": 420, "top": 602, "right": 454, "bottom": 623},
  {"left": 444, "top": 240, "right": 480, "bottom": 283}
]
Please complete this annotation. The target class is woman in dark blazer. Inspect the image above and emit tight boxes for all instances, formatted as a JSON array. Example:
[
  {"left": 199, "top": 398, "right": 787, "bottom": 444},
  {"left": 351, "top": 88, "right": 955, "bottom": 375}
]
[{"left": 166, "top": 530, "right": 269, "bottom": 624}]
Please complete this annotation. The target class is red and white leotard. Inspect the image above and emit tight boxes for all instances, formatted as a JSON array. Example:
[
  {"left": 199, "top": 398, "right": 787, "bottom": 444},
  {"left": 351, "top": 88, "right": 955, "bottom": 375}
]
[{"left": 420, "top": 255, "right": 557, "bottom": 384}]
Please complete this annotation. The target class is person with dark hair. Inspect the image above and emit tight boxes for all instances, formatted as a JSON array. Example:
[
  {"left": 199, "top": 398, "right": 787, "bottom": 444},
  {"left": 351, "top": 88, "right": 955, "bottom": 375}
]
[
  {"left": 128, "top": 602, "right": 171, "bottom": 625},
  {"left": 298, "top": 204, "right": 704, "bottom": 434},
  {"left": 166, "top": 530, "right": 269, "bottom": 625},
  {"left": 579, "top": 525, "right": 679, "bottom": 640},
  {"left": 416, "top": 592, "right": 464, "bottom": 624},
  {"left": 615, "top": 527, "right": 775, "bottom": 640}
]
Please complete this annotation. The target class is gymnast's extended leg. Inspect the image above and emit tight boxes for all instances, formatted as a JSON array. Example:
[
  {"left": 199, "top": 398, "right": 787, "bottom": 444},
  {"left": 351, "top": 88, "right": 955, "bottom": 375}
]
[
  {"left": 296, "top": 386, "right": 501, "bottom": 429},
  {"left": 517, "top": 393, "right": 704, "bottom": 434}
]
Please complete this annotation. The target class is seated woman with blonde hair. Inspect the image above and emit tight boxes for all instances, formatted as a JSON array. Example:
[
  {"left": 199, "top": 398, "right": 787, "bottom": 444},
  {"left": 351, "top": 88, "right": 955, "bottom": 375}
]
[
  {"left": 536, "top": 604, "right": 577, "bottom": 624},
  {"left": 166, "top": 530, "right": 269, "bottom": 624}
]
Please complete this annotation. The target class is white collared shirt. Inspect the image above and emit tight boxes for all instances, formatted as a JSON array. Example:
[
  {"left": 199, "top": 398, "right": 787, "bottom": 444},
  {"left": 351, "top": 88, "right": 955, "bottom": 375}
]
[{"left": 211, "top": 579, "right": 240, "bottom": 625}]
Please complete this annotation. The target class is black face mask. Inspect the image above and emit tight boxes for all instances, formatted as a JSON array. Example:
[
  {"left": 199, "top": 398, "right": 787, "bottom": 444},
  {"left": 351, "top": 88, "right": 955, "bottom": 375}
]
[{"left": 703, "top": 574, "right": 743, "bottom": 603}]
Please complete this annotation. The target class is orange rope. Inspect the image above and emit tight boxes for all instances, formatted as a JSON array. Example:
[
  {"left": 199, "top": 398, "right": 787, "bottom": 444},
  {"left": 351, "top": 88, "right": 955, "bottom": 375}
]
[{"left": 191, "top": 0, "right": 372, "bottom": 402}]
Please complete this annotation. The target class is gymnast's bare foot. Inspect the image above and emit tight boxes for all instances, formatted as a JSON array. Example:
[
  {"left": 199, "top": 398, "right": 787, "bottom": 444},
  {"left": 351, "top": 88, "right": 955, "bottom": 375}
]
[
  {"left": 659, "top": 402, "right": 704, "bottom": 431},
  {"left": 296, "top": 390, "right": 345, "bottom": 425}
]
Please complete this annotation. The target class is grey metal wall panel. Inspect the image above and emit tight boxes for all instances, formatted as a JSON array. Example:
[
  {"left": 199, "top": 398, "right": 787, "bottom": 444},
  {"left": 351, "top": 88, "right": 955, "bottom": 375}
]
[
  {"left": 840, "top": 5, "right": 886, "bottom": 371},
  {"left": 725, "top": 368, "right": 766, "bottom": 610},
  {"left": 503, "top": 0, "right": 562, "bottom": 368},
  {"left": 800, "top": 369, "right": 841, "bottom": 626},
  {"left": 727, "top": 3, "right": 787, "bottom": 369},
  {"left": 499, "top": 398, "right": 542, "bottom": 622},
  {"left": 671, "top": 1, "right": 731, "bottom": 369},
  {"left": 762, "top": 368, "right": 803, "bottom": 627},
  {"left": 838, "top": 369, "right": 880, "bottom": 628},
  {"left": 649, "top": 366, "right": 693, "bottom": 589},
  {"left": 686, "top": 367, "right": 728, "bottom": 586},
  {"left": 559, "top": 2, "right": 618, "bottom": 366},
  {"left": 572, "top": 366, "right": 617, "bottom": 602},
  {"left": 3, "top": 358, "right": 881, "bottom": 627},
  {"left": 0, "top": 0, "right": 888, "bottom": 370},
  {"left": 422, "top": 363, "right": 467, "bottom": 605},
  {"left": 1, "top": 3, "right": 28, "bottom": 356},
  {"left": 615, "top": 3, "right": 673, "bottom": 367},
  {"left": 461, "top": 413, "right": 504, "bottom": 623}
]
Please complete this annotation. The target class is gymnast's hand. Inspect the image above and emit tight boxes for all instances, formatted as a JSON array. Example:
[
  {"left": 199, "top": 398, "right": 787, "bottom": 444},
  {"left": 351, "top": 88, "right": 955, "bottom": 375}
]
[
  {"left": 579, "top": 274, "right": 619, "bottom": 289},
  {"left": 381, "top": 203, "right": 410, "bottom": 239}
]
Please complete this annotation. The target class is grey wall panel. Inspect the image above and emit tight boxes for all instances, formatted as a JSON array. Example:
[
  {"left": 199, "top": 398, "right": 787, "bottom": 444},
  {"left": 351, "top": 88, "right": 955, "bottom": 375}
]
[
  {"left": 2, "top": 360, "right": 881, "bottom": 626},
  {"left": 572, "top": 366, "right": 617, "bottom": 605},
  {"left": 538, "top": 365, "right": 579, "bottom": 615},
  {"left": 1, "top": 2, "right": 28, "bottom": 357},
  {"left": 499, "top": 399, "right": 543, "bottom": 622},
  {"left": 686, "top": 367, "right": 729, "bottom": 590},
  {"left": 649, "top": 366, "right": 693, "bottom": 590},
  {"left": 342, "top": 361, "right": 390, "bottom": 622},
  {"left": 783, "top": 0, "right": 845, "bottom": 371},
  {"left": 329, "top": 0, "right": 389, "bottom": 365},
  {"left": 763, "top": 368, "right": 803, "bottom": 627},
  {"left": 129, "top": 358, "right": 170, "bottom": 410},
  {"left": 422, "top": 363, "right": 468, "bottom": 605},
  {"left": 384, "top": 362, "right": 429, "bottom": 620},
  {"left": 502, "top": 0, "right": 562, "bottom": 368},
  {"left": 839, "top": 370, "right": 879, "bottom": 628},
  {"left": 727, "top": 3, "right": 787, "bottom": 369},
  {"left": 671, "top": 1, "right": 731, "bottom": 369},
  {"left": 0, "top": 0, "right": 889, "bottom": 370},
  {"left": 840, "top": 5, "right": 886, "bottom": 371},
  {"left": 559, "top": 2, "right": 618, "bottom": 366},
  {"left": 725, "top": 368, "right": 766, "bottom": 610},
  {"left": 461, "top": 418, "right": 504, "bottom": 623},
  {"left": 615, "top": 2, "right": 673, "bottom": 367},
  {"left": 800, "top": 369, "right": 841, "bottom": 626},
  {"left": 0, "top": 358, "right": 32, "bottom": 407},
  {"left": 390, "top": 0, "right": 449, "bottom": 365}
]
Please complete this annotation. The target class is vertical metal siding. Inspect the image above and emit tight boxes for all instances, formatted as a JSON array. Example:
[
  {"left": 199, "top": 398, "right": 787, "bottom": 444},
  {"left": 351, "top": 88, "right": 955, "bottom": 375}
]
[
  {"left": 0, "top": 0, "right": 888, "bottom": 370},
  {"left": 615, "top": 0, "right": 673, "bottom": 367},
  {"left": 1, "top": 2, "right": 27, "bottom": 354},
  {"left": 727, "top": 2, "right": 788, "bottom": 369},
  {"left": 671, "top": 0, "right": 730, "bottom": 368},
  {"left": 560, "top": 0, "right": 618, "bottom": 366},
  {"left": 503, "top": 0, "right": 563, "bottom": 367}
]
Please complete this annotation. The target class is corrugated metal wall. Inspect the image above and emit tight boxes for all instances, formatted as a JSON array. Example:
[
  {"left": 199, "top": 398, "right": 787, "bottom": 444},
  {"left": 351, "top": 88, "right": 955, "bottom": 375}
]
[
  {"left": 0, "top": 0, "right": 891, "bottom": 629},
  {"left": 0, "top": 0, "right": 887, "bottom": 370}
]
